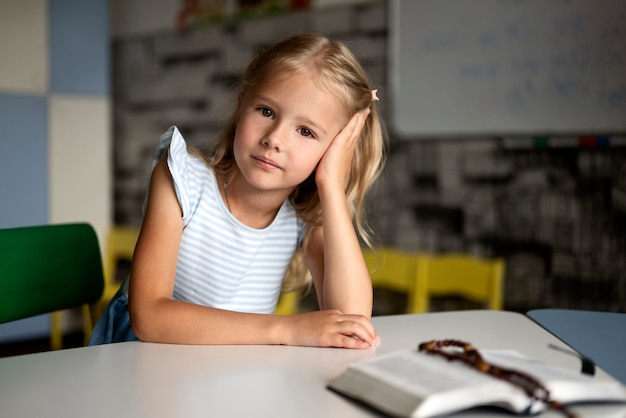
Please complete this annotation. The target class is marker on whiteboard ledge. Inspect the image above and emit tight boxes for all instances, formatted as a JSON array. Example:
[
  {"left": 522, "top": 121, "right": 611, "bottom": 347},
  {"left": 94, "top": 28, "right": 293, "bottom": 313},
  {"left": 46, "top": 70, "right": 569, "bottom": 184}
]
[
  {"left": 533, "top": 136, "right": 549, "bottom": 148},
  {"left": 548, "top": 136, "right": 578, "bottom": 148},
  {"left": 611, "top": 136, "right": 626, "bottom": 146},
  {"left": 578, "top": 136, "right": 597, "bottom": 147},
  {"left": 595, "top": 136, "right": 610, "bottom": 147},
  {"left": 501, "top": 136, "right": 534, "bottom": 149}
]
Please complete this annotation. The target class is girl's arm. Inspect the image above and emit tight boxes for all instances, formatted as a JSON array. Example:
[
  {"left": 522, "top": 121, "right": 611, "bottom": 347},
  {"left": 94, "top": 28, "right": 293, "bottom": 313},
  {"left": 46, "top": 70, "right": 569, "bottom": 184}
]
[
  {"left": 129, "top": 158, "right": 377, "bottom": 348},
  {"left": 305, "top": 109, "right": 374, "bottom": 317}
]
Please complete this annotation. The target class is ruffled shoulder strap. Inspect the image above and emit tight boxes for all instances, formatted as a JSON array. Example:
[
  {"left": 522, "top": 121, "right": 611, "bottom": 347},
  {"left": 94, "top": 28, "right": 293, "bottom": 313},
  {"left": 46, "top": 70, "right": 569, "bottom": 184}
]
[{"left": 145, "top": 126, "right": 213, "bottom": 224}]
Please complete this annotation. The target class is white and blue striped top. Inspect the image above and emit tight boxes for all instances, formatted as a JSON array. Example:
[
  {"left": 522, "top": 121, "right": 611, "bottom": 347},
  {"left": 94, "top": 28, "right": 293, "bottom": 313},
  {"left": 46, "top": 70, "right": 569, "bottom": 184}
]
[{"left": 154, "top": 126, "right": 305, "bottom": 314}]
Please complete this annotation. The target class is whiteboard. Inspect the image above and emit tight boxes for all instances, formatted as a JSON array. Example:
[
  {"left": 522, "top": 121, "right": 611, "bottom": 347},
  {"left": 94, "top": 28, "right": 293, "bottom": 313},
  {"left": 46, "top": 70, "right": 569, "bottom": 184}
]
[{"left": 389, "top": 0, "right": 626, "bottom": 137}]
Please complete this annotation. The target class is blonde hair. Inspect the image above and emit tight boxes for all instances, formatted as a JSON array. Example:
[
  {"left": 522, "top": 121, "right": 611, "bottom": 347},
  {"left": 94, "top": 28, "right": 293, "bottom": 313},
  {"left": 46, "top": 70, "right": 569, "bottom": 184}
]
[{"left": 205, "top": 33, "right": 386, "bottom": 291}]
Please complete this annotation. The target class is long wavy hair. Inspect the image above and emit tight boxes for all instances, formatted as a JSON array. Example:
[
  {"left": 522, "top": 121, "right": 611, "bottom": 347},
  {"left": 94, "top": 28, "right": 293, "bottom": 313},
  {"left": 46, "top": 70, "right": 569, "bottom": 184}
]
[{"left": 198, "top": 33, "right": 386, "bottom": 291}]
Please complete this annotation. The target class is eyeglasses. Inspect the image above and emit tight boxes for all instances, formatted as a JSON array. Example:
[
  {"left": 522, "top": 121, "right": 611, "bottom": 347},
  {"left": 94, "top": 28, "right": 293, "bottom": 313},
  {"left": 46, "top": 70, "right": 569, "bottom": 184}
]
[{"left": 418, "top": 339, "right": 578, "bottom": 418}]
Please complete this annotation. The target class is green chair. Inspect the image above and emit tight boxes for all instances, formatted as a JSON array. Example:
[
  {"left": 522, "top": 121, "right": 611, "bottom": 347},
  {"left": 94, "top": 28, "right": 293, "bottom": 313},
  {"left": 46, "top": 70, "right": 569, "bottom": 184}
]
[{"left": 0, "top": 223, "right": 105, "bottom": 350}]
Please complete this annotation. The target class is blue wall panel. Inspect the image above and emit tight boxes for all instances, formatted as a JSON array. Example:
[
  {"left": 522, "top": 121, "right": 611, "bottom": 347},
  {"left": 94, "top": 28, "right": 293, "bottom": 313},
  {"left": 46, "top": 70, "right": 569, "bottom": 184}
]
[
  {"left": 49, "top": 0, "right": 109, "bottom": 95},
  {"left": 0, "top": 94, "right": 48, "bottom": 229}
]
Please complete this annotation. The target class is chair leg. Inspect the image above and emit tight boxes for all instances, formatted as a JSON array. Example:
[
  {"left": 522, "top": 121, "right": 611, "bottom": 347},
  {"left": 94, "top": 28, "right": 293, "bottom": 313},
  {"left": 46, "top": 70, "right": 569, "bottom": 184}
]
[
  {"left": 50, "top": 312, "right": 63, "bottom": 350},
  {"left": 82, "top": 304, "right": 94, "bottom": 345},
  {"left": 51, "top": 307, "right": 95, "bottom": 349},
  {"left": 409, "top": 255, "right": 429, "bottom": 313},
  {"left": 274, "top": 291, "right": 300, "bottom": 315}
]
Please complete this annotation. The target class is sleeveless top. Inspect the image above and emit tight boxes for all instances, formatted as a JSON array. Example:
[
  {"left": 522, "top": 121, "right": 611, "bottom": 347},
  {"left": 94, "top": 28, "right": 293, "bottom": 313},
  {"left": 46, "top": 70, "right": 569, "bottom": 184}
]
[
  {"left": 89, "top": 126, "right": 306, "bottom": 345},
  {"left": 157, "top": 126, "right": 306, "bottom": 313}
]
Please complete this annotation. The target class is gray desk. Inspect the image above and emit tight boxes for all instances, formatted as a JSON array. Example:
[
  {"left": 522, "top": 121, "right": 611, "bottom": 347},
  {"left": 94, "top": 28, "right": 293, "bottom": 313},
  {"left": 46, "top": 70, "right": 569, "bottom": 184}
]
[
  {"left": 528, "top": 309, "right": 626, "bottom": 386},
  {"left": 1, "top": 311, "right": 624, "bottom": 418}
]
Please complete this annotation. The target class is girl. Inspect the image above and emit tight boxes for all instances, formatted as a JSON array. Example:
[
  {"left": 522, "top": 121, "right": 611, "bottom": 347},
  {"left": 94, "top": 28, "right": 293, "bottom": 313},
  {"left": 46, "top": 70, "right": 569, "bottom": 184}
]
[{"left": 90, "top": 33, "right": 385, "bottom": 349}]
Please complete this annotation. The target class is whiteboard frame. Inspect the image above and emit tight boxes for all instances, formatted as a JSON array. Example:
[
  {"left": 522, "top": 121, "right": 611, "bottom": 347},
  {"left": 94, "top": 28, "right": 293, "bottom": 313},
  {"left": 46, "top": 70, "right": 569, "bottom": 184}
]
[{"left": 388, "top": 0, "right": 626, "bottom": 139}]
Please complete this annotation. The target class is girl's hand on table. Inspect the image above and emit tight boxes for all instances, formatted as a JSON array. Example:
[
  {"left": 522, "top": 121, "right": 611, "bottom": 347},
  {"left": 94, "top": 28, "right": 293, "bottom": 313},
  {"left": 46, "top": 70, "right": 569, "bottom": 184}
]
[{"left": 278, "top": 309, "right": 380, "bottom": 349}]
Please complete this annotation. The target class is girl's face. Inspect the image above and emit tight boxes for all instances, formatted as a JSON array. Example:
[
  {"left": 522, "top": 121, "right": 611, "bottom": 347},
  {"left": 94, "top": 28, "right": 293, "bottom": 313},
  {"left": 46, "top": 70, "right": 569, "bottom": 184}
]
[{"left": 233, "top": 71, "right": 348, "bottom": 196}]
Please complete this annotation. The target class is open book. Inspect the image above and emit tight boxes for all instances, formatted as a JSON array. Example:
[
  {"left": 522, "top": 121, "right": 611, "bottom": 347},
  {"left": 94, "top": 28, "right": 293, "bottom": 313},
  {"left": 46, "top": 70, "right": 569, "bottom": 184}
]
[{"left": 328, "top": 348, "right": 626, "bottom": 418}]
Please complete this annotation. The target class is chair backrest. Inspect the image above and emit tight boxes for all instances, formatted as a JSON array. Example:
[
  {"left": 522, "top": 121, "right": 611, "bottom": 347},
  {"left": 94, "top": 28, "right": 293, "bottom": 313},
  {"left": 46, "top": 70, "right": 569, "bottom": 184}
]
[
  {"left": 415, "top": 253, "right": 504, "bottom": 312},
  {"left": 0, "top": 223, "right": 105, "bottom": 324},
  {"left": 105, "top": 226, "right": 139, "bottom": 289},
  {"left": 363, "top": 248, "right": 416, "bottom": 293}
]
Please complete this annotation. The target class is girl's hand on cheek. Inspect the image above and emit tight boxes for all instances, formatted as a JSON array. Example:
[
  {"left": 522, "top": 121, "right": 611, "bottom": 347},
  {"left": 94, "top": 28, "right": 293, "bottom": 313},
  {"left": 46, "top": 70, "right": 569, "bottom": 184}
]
[{"left": 315, "top": 108, "right": 370, "bottom": 193}]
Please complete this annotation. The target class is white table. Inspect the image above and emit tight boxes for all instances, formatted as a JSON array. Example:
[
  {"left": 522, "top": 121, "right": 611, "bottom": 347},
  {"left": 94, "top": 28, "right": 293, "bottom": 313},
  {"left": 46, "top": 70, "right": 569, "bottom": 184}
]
[{"left": 1, "top": 311, "right": 624, "bottom": 418}]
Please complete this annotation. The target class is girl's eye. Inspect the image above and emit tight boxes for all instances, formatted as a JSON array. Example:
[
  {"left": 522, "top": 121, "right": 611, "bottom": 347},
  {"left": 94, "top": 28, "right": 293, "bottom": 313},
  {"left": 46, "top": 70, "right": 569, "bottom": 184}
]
[
  {"left": 259, "top": 107, "right": 273, "bottom": 118},
  {"left": 298, "top": 128, "right": 314, "bottom": 138}
]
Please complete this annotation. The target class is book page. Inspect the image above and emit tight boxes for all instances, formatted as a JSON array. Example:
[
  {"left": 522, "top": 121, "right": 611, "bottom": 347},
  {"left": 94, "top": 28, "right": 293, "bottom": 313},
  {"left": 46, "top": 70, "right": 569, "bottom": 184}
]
[
  {"left": 482, "top": 350, "right": 626, "bottom": 404},
  {"left": 358, "top": 350, "right": 502, "bottom": 396},
  {"left": 331, "top": 350, "right": 531, "bottom": 418}
]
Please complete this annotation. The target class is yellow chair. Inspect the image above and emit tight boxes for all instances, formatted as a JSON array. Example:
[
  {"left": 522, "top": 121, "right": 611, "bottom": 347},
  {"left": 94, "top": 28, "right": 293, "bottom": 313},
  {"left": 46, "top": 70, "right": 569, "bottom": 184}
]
[
  {"left": 101, "top": 226, "right": 140, "bottom": 311},
  {"left": 50, "top": 306, "right": 95, "bottom": 350},
  {"left": 274, "top": 291, "right": 300, "bottom": 315},
  {"left": 363, "top": 247, "right": 418, "bottom": 314},
  {"left": 415, "top": 253, "right": 504, "bottom": 313}
]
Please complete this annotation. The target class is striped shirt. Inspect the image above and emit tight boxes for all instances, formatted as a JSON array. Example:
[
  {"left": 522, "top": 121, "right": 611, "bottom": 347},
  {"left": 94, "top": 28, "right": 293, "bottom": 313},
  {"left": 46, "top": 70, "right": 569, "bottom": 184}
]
[{"left": 156, "top": 126, "right": 305, "bottom": 314}]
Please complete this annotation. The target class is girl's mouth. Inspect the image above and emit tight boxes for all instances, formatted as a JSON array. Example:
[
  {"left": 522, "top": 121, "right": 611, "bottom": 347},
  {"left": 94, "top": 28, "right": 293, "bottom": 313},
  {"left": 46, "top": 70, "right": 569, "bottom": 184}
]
[{"left": 253, "top": 156, "right": 281, "bottom": 170}]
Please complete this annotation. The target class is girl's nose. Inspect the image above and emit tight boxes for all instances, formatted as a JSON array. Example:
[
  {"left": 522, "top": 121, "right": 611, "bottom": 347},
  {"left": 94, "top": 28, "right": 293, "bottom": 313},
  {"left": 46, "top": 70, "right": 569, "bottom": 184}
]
[{"left": 261, "top": 124, "right": 284, "bottom": 151}]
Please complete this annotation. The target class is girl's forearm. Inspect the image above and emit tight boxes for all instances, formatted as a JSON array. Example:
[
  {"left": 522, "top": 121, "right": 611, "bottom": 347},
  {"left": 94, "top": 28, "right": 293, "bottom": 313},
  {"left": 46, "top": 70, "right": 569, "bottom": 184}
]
[
  {"left": 317, "top": 186, "right": 373, "bottom": 317},
  {"left": 130, "top": 299, "right": 377, "bottom": 348},
  {"left": 131, "top": 298, "right": 289, "bottom": 345}
]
